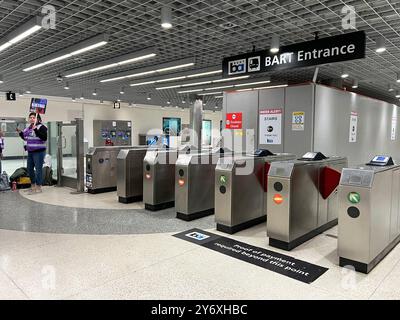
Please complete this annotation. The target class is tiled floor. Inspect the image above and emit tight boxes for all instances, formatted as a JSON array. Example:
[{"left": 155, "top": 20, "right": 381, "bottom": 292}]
[{"left": 0, "top": 188, "right": 399, "bottom": 300}]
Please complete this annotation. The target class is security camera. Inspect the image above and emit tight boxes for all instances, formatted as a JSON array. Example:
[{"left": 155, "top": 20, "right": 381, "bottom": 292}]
[{"left": 56, "top": 74, "right": 63, "bottom": 83}]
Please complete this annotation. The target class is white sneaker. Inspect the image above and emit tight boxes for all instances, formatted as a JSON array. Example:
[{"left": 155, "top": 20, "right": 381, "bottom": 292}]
[{"left": 36, "top": 187, "right": 43, "bottom": 194}]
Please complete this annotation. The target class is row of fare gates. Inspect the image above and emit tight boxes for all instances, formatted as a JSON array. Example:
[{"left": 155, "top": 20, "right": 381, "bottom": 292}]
[{"left": 85, "top": 145, "right": 400, "bottom": 274}]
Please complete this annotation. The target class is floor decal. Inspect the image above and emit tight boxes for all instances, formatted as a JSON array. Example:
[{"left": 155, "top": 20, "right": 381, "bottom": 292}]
[{"left": 174, "top": 228, "right": 328, "bottom": 284}]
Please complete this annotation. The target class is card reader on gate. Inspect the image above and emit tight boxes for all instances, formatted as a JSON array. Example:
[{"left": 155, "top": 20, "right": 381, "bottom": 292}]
[
  {"left": 254, "top": 149, "right": 274, "bottom": 157},
  {"left": 299, "top": 152, "right": 328, "bottom": 161},
  {"left": 366, "top": 155, "right": 394, "bottom": 166}
]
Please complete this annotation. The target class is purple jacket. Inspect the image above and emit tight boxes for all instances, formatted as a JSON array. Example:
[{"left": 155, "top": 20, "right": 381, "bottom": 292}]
[{"left": 23, "top": 124, "right": 47, "bottom": 152}]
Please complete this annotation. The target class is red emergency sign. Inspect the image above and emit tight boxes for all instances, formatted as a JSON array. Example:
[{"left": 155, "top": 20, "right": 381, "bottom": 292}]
[{"left": 226, "top": 113, "right": 243, "bottom": 129}]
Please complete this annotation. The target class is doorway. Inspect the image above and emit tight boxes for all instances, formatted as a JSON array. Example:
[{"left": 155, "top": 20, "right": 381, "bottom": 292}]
[{"left": 48, "top": 119, "right": 84, "bottom": 192}]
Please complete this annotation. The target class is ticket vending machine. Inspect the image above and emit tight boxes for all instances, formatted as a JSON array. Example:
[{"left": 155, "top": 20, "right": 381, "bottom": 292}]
[
  {"left": 338, "top": 155, "right": 400, "bottom": 273},
  {"left": 214, "top": 150, "right": 296, "bottom": 234},
  {"left": 267, "top": 152, "right": 348, "bottom": 250}
]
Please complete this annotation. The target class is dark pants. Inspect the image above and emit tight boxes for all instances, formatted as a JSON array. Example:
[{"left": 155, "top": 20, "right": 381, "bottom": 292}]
[{"left": 27, "top": 150, "right": 46, "bottom": 186}]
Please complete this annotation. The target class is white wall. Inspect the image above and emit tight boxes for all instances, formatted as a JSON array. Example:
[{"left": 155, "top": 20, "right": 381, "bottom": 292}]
[{"left": 0, "top": 95, "right": 222, "bottom": 153}]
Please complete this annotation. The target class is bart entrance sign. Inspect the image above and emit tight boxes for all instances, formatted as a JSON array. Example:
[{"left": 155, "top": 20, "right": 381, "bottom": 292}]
[{"left": 222, "top": 31, "right": 366, "bottom": 77}]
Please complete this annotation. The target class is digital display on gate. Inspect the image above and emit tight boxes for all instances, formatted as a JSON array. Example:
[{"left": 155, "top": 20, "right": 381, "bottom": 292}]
[{"left": 372, "top": 156, "right": 389, "bottom": 163}]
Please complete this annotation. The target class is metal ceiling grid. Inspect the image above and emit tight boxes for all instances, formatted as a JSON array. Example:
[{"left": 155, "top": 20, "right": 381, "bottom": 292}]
[{"left": 1, "top": 0, "right": 400, "bottom": 109}]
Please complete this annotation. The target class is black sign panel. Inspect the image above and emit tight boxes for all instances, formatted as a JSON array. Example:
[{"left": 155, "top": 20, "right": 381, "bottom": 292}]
[
  {"left": 174, "top": 229, "right": 328, "bottom": 284},
  {"left": 6, "top": 91, "right": 16, "bottom": 101},
  {"left": 223, "top": 31, "right": 366, "bottom": 77}
]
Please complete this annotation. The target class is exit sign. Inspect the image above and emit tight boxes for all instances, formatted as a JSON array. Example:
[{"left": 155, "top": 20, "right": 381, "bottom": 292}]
[{"left": 6, "top": 92, "right": 16, "bottom": 101}]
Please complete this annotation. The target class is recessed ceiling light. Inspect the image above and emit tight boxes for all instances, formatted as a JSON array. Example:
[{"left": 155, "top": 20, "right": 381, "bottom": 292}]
[
  {"left": 375, "top": 36, "right": 386, "bottom": 53},
  {"left": 161, "top": 6, "right": 173, "bottom": 29},
  {"left": 270, "top": 35, "right": 280, "bottom": 54},
  {"left": 341, "top": 72, "right": 349, "bottom": 79},
  {"left": 22, "top": 34, "right": 109, "bottom": 72}
]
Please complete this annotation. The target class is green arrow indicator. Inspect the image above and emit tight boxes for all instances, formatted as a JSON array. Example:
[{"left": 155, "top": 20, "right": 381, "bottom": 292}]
[
  {"left": 220, "top": 175, "right": 227, "bottom": 185},
  {"left": 348, "top": 192, "right": 361, "bottom": 204}
]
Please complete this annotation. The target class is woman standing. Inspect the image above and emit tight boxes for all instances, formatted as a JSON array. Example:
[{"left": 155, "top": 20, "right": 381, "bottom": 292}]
[{"left": 17, "top": 113, "right": 48, "bottom": 194}]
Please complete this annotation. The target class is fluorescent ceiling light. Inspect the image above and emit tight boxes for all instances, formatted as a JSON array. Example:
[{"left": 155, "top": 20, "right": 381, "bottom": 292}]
[
  {"left": 205, "top": 85, "right": 234, "bottom": 90},
  {"left": 100, "top": 58, "right": 195, "bottom": 83},
  {"left": 181, "top": 81, "right": 212, "bottom": 87},
  {"left": 235, "top": 80, "right": 271, "bottom": 87},
  {"left": 235, "top": 84, "right": 288, "bottom": 92},
  {"left": 156, "top": 75, "right": 250, "bottom": 90},
  {"left": 64, "top": 48, "right": 156, "bottom": 78},
  {"left": 156, "top": 85, "right": 181, "bottom": 90},
  {"left": 130, "top": 81, "right": 156, "bottom": 87},
  {"left": 177, "top": 89, "right": 203, "bottom": 94},
  {"left": 0, "top": 16, "right": 42, "bottom": 54},
  {"left": 156, "top": 76, "right": 186, "bottom": 83},
  {"left": 22, "top": 34, "right": 109, "bottom": 72},
  {"left": 187, "top": 70, "right": 221, "bottom": 78},
  {"left": 129, "top": 69, "right": 221, "bottom": 87},
  {"left": 197, "top": 92, "right": 223, "bottom": 96},
  {"left": 212, "top": 76, "right": 250, "bottom": 83},
  {"left": 157, "top": 63, "right": 194, "bottom": 72}
]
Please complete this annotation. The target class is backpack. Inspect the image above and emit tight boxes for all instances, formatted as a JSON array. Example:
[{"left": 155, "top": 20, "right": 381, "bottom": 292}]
[
  {"left": 10, "top": 167, "right": 29, "bottom": 182},
  {"left": 0, "top": 172, "right": 10, "bottom": 191},
  {"left": 42, "top": 167, "right": 53, "bottom": 186}
]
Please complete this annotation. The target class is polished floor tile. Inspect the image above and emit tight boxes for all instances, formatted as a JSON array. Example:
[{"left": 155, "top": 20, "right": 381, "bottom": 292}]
[
  {"left": 20, "top": 187, "right": 144, "bottom": 210},
  {"left": 68, "top": 247, "right": 347, "bottom": 300},
  {"left": 0, "top": 270, "right": 28, "bottom": 300},
  {"left": 0, "top": 191, "right": 215, "bottom": 235},
  {"left": 0, "top": 187, "right": 399, "bottom": 300},
  {"left": 0, "top": 233, "right": 196, "bottom": 299}
]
